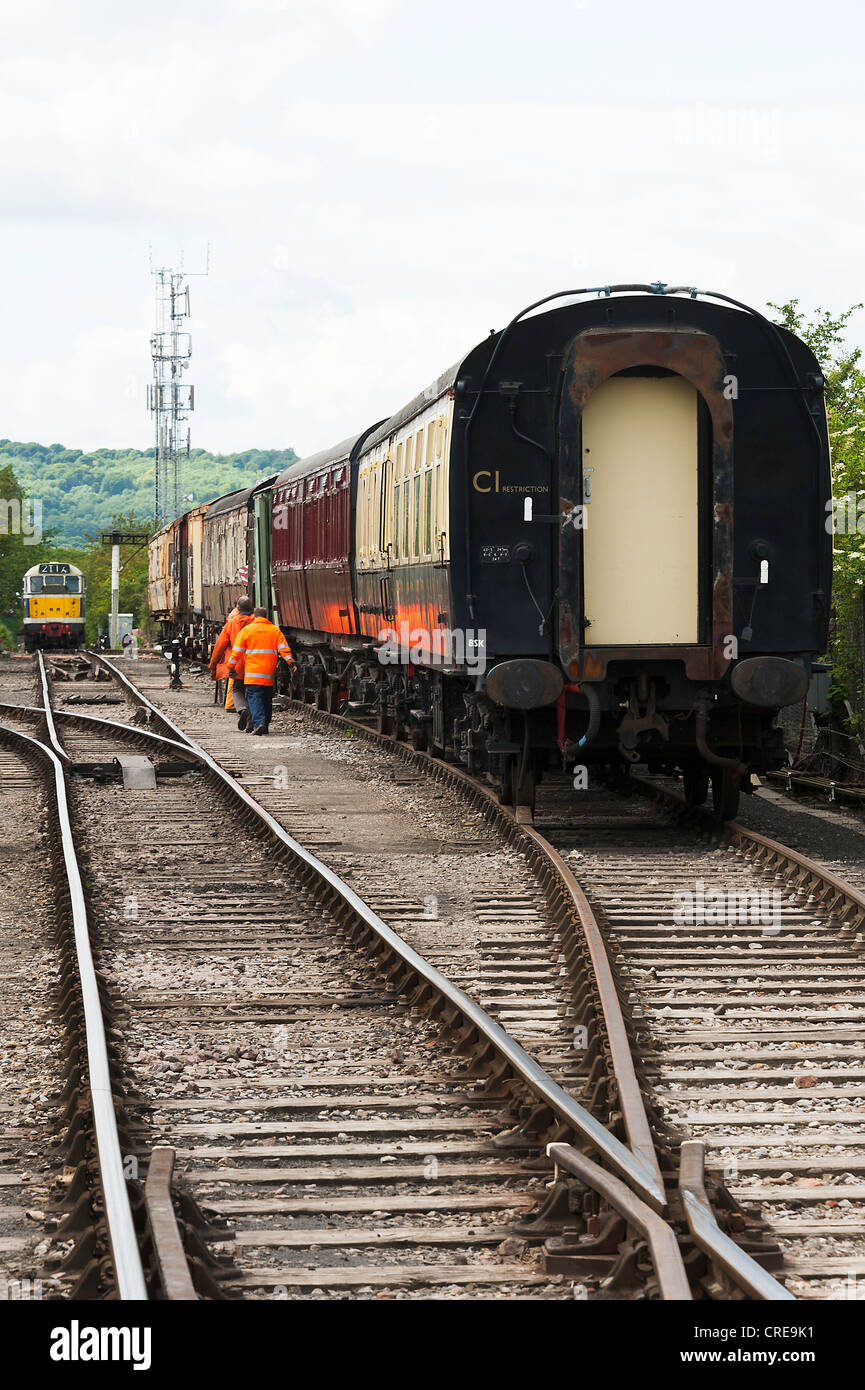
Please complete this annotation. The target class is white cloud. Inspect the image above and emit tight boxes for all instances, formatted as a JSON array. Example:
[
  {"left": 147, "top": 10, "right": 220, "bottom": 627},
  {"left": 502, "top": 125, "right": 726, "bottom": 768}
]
[{"left": 0, "top": 0, "right": 862, "bottom": 460}]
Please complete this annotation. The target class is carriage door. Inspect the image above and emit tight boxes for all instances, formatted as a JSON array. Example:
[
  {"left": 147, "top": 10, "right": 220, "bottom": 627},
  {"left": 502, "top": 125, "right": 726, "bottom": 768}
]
[
  {"left": 581, "top": 374, "right": 699, "bottom": 645},
  {"left": 379, "top": 455, "right": 394, "bottom": 624},
  {"left": 253, "top": 492, "right": 273, "bottom": 615}
]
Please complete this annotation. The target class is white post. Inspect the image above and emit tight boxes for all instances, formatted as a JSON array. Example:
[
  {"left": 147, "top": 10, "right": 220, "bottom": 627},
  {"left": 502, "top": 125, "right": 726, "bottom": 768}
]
[{"left": 110, "top": 544, "right": 120, "bottom": 649}]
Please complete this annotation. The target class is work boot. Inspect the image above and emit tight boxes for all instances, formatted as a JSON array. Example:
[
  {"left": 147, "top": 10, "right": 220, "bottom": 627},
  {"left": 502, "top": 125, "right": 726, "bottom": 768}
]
[
  {"left": 237, "top": 710, "right": 250, "bottom": 731},
  {"left": 252, "top": 725, "right": 266, "bottom": 736}
]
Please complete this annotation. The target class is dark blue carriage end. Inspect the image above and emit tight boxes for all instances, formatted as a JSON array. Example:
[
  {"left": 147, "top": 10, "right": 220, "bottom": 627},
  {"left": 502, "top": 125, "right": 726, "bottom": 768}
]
[
  {"left": 730, "top": 657, "right": 809, "bottom": 710},
  {"left": 486, "top": 659, "right": 565, "bottom": 709}
]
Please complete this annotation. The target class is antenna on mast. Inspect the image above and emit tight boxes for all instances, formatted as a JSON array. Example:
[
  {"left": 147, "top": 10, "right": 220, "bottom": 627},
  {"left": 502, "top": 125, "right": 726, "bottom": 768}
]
[{"left": 147, "top": 246, "right": 209, "bottom": 524}]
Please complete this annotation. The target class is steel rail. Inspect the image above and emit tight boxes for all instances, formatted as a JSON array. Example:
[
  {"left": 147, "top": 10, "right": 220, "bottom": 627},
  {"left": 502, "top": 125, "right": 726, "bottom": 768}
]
[
  {"left": 0, "top": 701, "right": 200, "bottom": 761},
  {"left": 246, "top": 690, "right": 816, "bottom": 1303},
  {"left": 521, "top": 824, "right": 663, "bottom": 1194},
  {"left": 36, "top": 652, "right": 70, "bottom": 763},
  {"left": 547, "top": 1143, "right": 692, "bottom": 1301},
  {"left": 144, "top": 1148, "right": 198, "bottom": 1301},
  {"left": 636, "top": 774, "right": 865, "bottom": 928},
  {"left": 93, "top": 656, "right": 819, "bottom": 1300},
  {"left": 678, "top": 1142, "right": 794, "bottom": 1301},
  {"left": 725, "top": 820, "right": 865, "bottom": 922},
  {"left": 0, "top": 720, "right": 148, "bottom": 1300},
  {"left": 86, "top": 654, "right": 667, "bottom": 1209},
  {"left": 218, "top": 686, "right": 667, "bottom": 1205}
]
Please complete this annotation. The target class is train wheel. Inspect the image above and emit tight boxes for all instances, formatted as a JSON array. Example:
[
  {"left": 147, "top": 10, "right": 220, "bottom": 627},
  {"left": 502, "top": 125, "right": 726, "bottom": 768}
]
[
  {"left": 711, "top": 767, "right": 741, "bottom": 822},
  {"left": 682, "top": 763, "right": 710, "bottom": 808}
]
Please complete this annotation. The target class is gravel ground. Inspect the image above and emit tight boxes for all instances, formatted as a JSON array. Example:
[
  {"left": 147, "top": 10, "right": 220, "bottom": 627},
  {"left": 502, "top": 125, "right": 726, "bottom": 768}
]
[
  {"left": 74, "top": 653, "right": 865, "bottom": 1298},
  {"left": 55, "top": 673, "right": 578, "bottom": 1300},
  {"left": 0, "top": 657, "right": 67, "bottom": 1299}
]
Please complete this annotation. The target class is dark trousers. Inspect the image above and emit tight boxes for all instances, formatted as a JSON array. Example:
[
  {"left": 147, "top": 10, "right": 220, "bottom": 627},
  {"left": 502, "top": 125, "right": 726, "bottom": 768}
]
[{"left": 246, "top": 683, "right": 273, "bottom": 730}]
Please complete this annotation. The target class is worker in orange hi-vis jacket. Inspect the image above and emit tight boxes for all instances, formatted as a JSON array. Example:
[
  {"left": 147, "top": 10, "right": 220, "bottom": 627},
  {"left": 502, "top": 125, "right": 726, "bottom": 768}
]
[
  {"left": 209, "top": 596, "right": 254, "bottom": 729},
  {"left": 227, "top": 606, "right": 296, "bottom": 736}
]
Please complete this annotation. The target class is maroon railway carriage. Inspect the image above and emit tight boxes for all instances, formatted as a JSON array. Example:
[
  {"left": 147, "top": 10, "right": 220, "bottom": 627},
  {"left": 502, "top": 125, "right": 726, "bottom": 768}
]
[{"left": 271, "top": 428, "right": 381, "bottom": 658}]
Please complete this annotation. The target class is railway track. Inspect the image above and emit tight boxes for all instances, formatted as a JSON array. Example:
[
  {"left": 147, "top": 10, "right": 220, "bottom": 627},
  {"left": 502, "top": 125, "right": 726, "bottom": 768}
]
[
  {"left": 99, "top": 652, "right": 865, "bottom": 1301},
  {"left": 51, "top": 650, "right": 803, "bottom": 1302},
  {"left": 2, "top": 651, "right": 730, "bottom": 1301},
  {"left": 534, "top": 778, "right": 865, "bottom": 1300},
  {"left": 0, "top": 698, "right": 65, "bottom": 1301}
]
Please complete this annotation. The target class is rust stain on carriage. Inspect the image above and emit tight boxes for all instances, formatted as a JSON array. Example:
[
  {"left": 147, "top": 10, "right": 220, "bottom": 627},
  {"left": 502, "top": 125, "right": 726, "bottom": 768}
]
[
  {"left": 560, "top": 327, "right": 735, "bottom": 682},
  {"left": 570, "top": 646, "right": 719, "bottom": 682}
]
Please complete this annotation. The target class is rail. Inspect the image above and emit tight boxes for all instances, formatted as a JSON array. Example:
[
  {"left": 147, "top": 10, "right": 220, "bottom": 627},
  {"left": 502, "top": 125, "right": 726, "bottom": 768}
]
[
  {"left": 87, "top": 653, "right": 668, "bottom": 1209},
  {"left": 36, "top": 652, "right": 70, "bottom": 763},
  {"left": 88, "top": 653, "right": 809, "bottom": 1300},
  {"left": 0, "top": 719, "right": 148, "bottom": 1300},
  {"left": 548, "top": 1142, "right": 692, "bottom": 1300},
  {"left": 523, "top": 824, "right": 663, "bottom": 1195},
  {"left": 244, "top": 687, "right": 814, "bottom": 1302},
  {"left": 637, "top": 773, "right": 865, "bottom": 931},
  {"left": 0, "top": 700, "right": 200, "bottom": 761},
  {"left": 679, "top": 1142, "right": 795, "bottom": 1301},
  {"left": 144, "top": 1147, "right": 198, "bottom": 1301}
]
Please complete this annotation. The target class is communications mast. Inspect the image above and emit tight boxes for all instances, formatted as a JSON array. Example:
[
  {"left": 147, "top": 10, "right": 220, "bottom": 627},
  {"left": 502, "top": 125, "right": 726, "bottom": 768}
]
[{"left": 147, "top": 250, "right": 208, "bottom": 523}]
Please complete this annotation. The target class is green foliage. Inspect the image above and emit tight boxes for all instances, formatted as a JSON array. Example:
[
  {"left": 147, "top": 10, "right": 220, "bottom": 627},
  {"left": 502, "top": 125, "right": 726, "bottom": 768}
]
[
  {"left": 0, "top": 462, "right": 58, "bottom": 632},
  {"left": 0, "top": 441, "right": 298, "bottom": 644},
  {"left": 769, "top": 300, "right": 865, "bottom": 723},
  {"left": 0, "top": 441, "right": 298, "bottom": 549}
]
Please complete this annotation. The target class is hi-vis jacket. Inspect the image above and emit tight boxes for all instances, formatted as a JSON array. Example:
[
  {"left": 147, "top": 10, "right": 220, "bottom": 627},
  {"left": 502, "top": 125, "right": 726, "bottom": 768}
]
[
  {"left": 209, "top": 608, "right": 253, "bottom": 682},
  {"left": 228, "top": 616, "right": 293, "bottom": 686}
]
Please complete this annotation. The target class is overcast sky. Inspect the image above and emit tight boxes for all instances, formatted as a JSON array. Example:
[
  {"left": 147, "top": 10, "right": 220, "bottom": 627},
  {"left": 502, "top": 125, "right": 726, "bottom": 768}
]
[{"left": 1, "top": 0, "right": 863, "bottom": 461}]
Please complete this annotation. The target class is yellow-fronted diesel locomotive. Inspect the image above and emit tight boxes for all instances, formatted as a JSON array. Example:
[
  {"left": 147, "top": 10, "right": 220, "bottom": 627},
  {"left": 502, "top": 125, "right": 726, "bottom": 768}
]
[{"left": 21, "top": 562, "right": 86, "bottom": 651}]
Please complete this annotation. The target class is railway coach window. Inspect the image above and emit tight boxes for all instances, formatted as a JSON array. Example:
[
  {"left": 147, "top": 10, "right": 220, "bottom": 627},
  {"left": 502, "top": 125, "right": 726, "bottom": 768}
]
[
  {"left": 358, "top": 471, "right": 367, "bottom": 560},
  {"left": 424, "top": 470, "right": 433, "bottom": 555},
  {"left": 380, "top": 454, "right": 393, "bottom": 559},
  {"left": 373, "top": 458, "right": 383, "bottom": 557},
  {"left": 28, "top": 576, "right": 43, "bottom": 593},
  {"left": 413, "top": 474, "right": 421, "bottom": 557},
  {"left": 65, "top": 576, "right": 80, "bottom": 592}
]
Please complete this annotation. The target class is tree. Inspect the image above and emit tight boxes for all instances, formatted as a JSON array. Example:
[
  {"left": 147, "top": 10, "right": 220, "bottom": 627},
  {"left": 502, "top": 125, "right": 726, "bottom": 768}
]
[
  {"left": 0, "top": 462, "right": 57, "bottom": 642},
  {"left": 769, "top": 300, "right": 865, "bottom": 727},
  {"left": 1, "top": 441, "right": 298, "bottom": 548}
]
